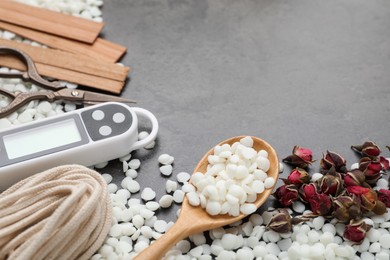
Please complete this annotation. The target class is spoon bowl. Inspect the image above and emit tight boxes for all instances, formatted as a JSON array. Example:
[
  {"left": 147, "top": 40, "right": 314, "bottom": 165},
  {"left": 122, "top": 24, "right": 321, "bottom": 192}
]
[{"left": 135, "top": 136, "right": 279, "bottom": 259}]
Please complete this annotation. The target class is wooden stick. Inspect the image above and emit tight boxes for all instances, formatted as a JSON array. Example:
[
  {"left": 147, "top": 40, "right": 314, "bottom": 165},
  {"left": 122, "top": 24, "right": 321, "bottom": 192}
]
[
  {"left": 0, "top": 55, "right": 124, "bottom": 94},
  {"left": 0, "top": 0, "right": 104, "bottom": 43},
  {"left": 0, "top": 39, "right": 129, "bottom": 82},
  {"left": 0, "top": 21, "right": 126, "bottom": 63}
]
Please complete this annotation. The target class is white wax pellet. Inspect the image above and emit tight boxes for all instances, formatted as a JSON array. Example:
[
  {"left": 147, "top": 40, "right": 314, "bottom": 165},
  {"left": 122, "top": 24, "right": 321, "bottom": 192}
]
[
  {"left": 123, "top": 161, "right": 129, "bottom": 172},
  {"left": 360, "top": 252, "right": 375, "bottom": 260},
  {"left": 240, "top": 136, "right": 254, "bottom": 147},
  {"left": 176, "top": 240, "right": 191, "bottom": 253},
  {"left": 182, "top": 183, "right": 196, "bottom": 193},
  {"left": 166, "top": 180, "right": 178, "bottom": 193},
  {"left": 263, "top": 177, "right": 275, "bottom": 188},
  {"left": 307, "top": 230, "right": 320, "bottom": 243},
  {"left": 125, "top": 169, "right": 138, "bottom": 178},
  {"left": 358, "top": 238, "right": 370, "bottom": 253},
  {"left": 138, "top": 131, "right": 149, "bottom": 140},
  {"left": 206, "top": 201, "right": 222, "bottom": 216},
  {"left": 134, "top": 241, "right": 149, "bottom": 253},
  {"left": 221, "top": 234, "right": 238, "bottom": 250},
  {"left": 369, "top": 242, "right": 381, "bottom": 253},
  {"left": 64, "top": 102, "right": 76, "bottom": 112},
  {"left": 256, "top": 157, "right": 270, "bottom": 172},
  {"left": 18, "top": 109, "right": 35, "bottom": 123},
  {"left": 116, "top": 189, "right": 131, "bottom": 199},
  {"left": 99, "top": 244, "right": 114, "bottom": 257},
  {"left": 176, "top": 172, "right": 191, "bottom": 183},
  {"left": 249, "top": 214, "right": 263, "bottom": 226},
  {"left": 266, "top": 243, "right": 281, "bottom": 256},
  {"left": 253, "top": 169, "right": 267, "bottom": 182},
  {"left": 296, "top": 233, "right": 309, "bottom": 244},
  {"left": 277, "top": 238, "right": 292, "bottom": 251},
  {"left": 132, "top": 215, "right": 144, "bottom": 229},
  {"left": 189, "top": 245, "right": 203, "bottom": 257},
  {"left": 311, "top": 172, "right": 324, "bottom": 182},
  {"left": 240, "top": 203, "right": 257, "bottom": 215},
  {"left": 37, "top": 101, "right": 52, "bottom": 114},
  {"left": 278, "top": 162, "right": 284, "bottom": 173},
  {"left": 144, "top": 141, "right": 155, "bottom": 149},
  {"left": 160, "top": 165, "right": 173, "bottom": 176},
  {"left": 159, "top": 195, "right": 174, "bottom": 208},
  {"left": 350, "top": 162, "right": 359, "bottom": 170},
  {"left": 379, "top": 234, "right": 390, "bottom": 249},
  {"left": 322, "top": 223, "right": 336, "bottom": 235},
  {"left": 141, "top": 187, "right": 156, "bottom": 201},
  {"left": 313, "top": 216, "right": 325, "bottom": 230},
  {"left": 154, "top": 220, "right": 168, "bottom": 233},
  {"left": 109, "top": 224, "right": 122, "bottom": 237},
  {"left": 292, "top": 201, "right": 305, "bottom": 213},
  {"left": 173, "top": 190, "right": 185, "bottom": 203},
  {"left": 377, "top": 252, "right": 390, "bottom": 260},
  {"left": 116, "top": 241, "right": 133, "bottom": 254},
  {"left": 320, "top": 231, "right": 334, "bottom": 245},
  {"left": 101, "top": 173, "right": 113, "bottom": 184},
  {"left": 139, "top": 208, "right": 154, "bottom": 220},
  {"left": 0, "top": 118, "right": 11, "bottom": 129},
  {"left": 145, "top": 201, "right": 160, "bottom": 211},
  {"left": 253, "top": 245, "right": 267, "bottom": 257},
  {"left": 158, "top": 154, "right": 174, "bottom": 165},
  {"left": 107, "top": 183, "right": 118, "bottom": 194},
  {"left": 126, "top": 180, "right": 140, "bottom": 193},
  {"left": 120, "top": 208, "right": 133, "bottom": 222},
  {"left": 128, "top": 159, "right": 141, "bottom": 170},
  {"left": 94, "top": 161, "right": 108, "bottom": 169}
]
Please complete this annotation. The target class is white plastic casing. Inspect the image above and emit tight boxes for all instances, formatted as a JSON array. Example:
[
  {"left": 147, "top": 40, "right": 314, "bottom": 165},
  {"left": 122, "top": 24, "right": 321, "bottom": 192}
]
[{"left": 0, "top": 102, "right": 158, "bottom": 191}]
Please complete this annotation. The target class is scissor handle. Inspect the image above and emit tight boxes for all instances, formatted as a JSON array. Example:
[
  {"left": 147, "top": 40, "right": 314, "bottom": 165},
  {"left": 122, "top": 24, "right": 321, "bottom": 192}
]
[{"left": 0, "top": 46, "right": 62, "bottom": 90}]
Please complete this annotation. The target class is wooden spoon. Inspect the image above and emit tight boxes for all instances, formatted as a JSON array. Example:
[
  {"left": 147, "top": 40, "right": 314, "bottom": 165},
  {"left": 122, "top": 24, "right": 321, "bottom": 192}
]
[{"left": 135, "top": 136, "right": 279, "bottom": 260}]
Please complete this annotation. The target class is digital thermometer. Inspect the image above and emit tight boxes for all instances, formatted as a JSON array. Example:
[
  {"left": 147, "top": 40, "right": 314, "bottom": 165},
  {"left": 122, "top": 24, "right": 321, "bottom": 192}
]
[{"left": 0, "top": 102, "right": 158, "bottom": 191}]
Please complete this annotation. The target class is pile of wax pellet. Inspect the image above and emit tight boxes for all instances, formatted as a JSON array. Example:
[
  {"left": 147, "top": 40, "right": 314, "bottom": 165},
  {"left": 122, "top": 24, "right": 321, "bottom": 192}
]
[
  {"left": 91, "top": 131, "right": 390, "bottom": 260},
  {"left": 186, "top": 136, "right": 275, "bottom": 217},
  {"left": 15, "top": 0, "right": 104, "bottom": 22},
  {"left": 0, "top": 0, "right": 103, "bottom": 128}
]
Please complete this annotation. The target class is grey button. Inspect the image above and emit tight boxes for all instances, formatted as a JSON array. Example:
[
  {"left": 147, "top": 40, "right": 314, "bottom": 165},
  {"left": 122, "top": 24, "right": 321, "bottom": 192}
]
[
  {"left": 113, "top": 112, "right": 125, "bottom": 123},
  {"left": 92, "top": 110, "right": 105, "bottom": 121},
  {"left": 99, "top": 125, "right": 112, "bottom": 136}
]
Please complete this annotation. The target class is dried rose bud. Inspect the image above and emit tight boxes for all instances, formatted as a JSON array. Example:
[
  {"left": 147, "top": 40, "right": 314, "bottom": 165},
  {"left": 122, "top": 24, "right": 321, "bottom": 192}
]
[
  {"left": 320, "top": 151, "right": 347, "bottom": 174},
  {"left": 266, "top": 210, "right": 293, "bottom": 233},
  {"left": 347, "top": 186, "right": 386, "bottom": 215},
  {"left": 317, "top": 174, "right": 343, "bottom": 196},
  {"left": 282, "top": 146, "right": 315, "bottom": 168},
  {"left": 266, "top": 209, "right": 308, "bottom": 233},
  {"left": 332, "top": 195, "right": 362, "bottom": 223},
  {"left": 380, "top": 156, "right": 390, "bottom": 171},
  {"left": 351, "top": 141, "right": 381, "bottom": 159},
  {"left": 344, "top": 170, "right": 366, "bottom": 187},
  {"left": 343, "top": 219, "right": 372, "bottom": 244},
  {"left": 273, "top": 184, "right": 299, "bottom": 207},
  {"left": 359, "top": 157, "right": 383, "bottom": 185},
  {"left": 308, "top": 193, "right": 332, "bottom": 216},
  {"left": 299, "top": 183, "right": 319, "bottom": 203},
  {"left": 285, "top": 168, "right": 310, "bottom": 186},
  {"left": 377, "top": 189, "right": 390, "bottom": 208}
]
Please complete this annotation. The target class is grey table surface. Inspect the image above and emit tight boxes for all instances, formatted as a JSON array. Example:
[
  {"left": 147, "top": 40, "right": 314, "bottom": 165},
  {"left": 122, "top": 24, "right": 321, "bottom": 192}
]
[{"left": 98, "top": 0, "right": 390, "bottom": 222}]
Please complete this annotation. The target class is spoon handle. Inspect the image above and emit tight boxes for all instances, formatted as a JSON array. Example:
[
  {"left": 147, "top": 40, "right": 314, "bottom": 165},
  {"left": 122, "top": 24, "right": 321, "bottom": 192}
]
[{"left": 134, "top": 216, "right": 192, "bottom": 260}]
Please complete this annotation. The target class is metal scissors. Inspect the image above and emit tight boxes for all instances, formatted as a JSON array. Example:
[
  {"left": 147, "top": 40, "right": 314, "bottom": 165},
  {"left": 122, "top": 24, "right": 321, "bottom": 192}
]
[{"left": 0, "top": 46, "right": 135, "bottom": 117}]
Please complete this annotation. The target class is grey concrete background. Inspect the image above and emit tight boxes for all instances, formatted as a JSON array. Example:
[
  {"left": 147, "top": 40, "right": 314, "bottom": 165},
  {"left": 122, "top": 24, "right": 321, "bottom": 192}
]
[{"left": 99, "top": 0, "right": 390, "bottom": 222}]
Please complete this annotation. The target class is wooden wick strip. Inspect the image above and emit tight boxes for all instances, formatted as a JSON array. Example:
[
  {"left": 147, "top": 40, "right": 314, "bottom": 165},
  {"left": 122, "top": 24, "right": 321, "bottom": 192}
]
[
  {"left": 0, "top": 0, "right": 104, "bottom": 44},
  {"left": 0, "top": 39, "right": 129, "bottom": 82},
  {"left": 0, "top": 55, "right": 124, "bottom": 94},
  {"left": 0, "top": 21, "right": 127, "bottom": 63}
]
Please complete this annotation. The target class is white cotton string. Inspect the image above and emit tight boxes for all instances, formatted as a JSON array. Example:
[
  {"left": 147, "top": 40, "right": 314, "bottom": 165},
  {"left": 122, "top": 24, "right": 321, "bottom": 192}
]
[{"left": 0, "top": 165, "right": 112, "bottom": 260}]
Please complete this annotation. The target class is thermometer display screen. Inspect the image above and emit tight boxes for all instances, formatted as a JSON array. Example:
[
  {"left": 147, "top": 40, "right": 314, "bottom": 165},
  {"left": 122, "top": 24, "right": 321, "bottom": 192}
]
[{"left": 4, "top": 118, "right": 82, "bottom": 159}]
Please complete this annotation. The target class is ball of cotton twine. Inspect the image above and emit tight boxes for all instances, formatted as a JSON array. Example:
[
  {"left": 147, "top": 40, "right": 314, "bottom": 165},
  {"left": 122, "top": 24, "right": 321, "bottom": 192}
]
[{"left": 0, "top": 165, "right": 112, "bottom": 260}]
